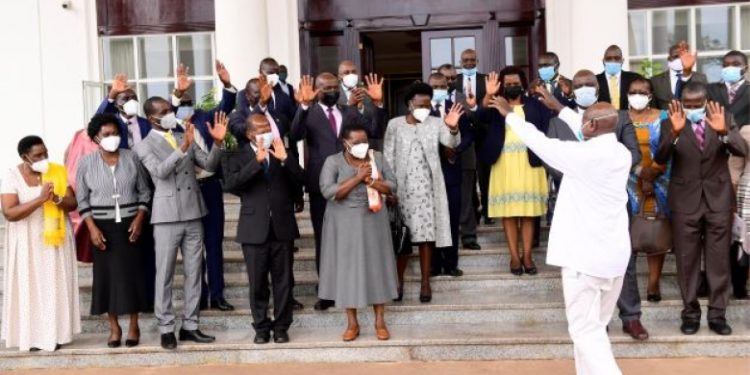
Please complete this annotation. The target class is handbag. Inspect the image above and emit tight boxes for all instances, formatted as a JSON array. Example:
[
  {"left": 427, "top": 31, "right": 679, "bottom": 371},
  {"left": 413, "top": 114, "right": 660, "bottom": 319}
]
[
  {"left": 630, "top": 201, "right": 672, "bottom": 256},
  {"left": 389, "top": 203, "right": 412, "bottom": 256}
]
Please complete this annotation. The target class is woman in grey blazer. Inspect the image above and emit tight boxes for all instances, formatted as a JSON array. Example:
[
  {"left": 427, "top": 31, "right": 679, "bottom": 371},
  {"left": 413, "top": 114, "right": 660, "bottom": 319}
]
[{"left": 383, "top": 83, "right": 462, "bottom": 303}]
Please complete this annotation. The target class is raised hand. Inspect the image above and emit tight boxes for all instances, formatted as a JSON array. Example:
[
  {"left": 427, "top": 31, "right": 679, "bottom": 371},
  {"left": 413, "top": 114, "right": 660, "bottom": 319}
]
[
  {"left": 295, "top": 75, "right": 319, "bottom": 105},
  {"left": 532, "top": 82, "right": 564, "bottom": 112},
  {"left": 181, "top": 121, "right": 195, "bottom": 152},
  {"left": 268, "top": 138, "right": 288, "bottom": 162},
  {"left": 259, "top": 75, "right": 273, "bottom": 106},
  {"left": 175, "top": 63, "right": 193, "bottom": 96},
  {"left": 208, "top": 111, "right": 229, "bottom": 144},
  {"left": 364, "top": 73, "right": 384, "bottom": 104},
  {"left": 705, "top": 101, "right": 727, "bottom": 135},
  {"left": 677, "top": 41, "right": 697, "bottom": 75},
  {"left": 108, "top": 73, "right": 131, "bottom": 99},
  {"left": 215, "top": 60, "right": 231, "bottom": 87},
  {"left": 255, "top": 138, "right": 268, "bottom": 163},
  {"left": 348, "top": 88, "right": 365, "bottom": 106},
  {"left": 488, "top": 96, "right": 512, "bottom": 117},
  {"left": 444, "top": 103, "right": 464, "bottom": 131},
  {"left": 485, "top": 72, "right": 501, "bottom": 96},
  {"left": 667, "top": 99, "right": 686, "bottom": 136},
  {"left": 558, "top": 75, "right": 573, "bottom": 97}
]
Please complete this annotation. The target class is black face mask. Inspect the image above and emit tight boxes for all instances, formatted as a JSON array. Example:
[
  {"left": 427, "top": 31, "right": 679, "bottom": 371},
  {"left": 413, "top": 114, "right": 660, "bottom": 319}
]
[
  {"left": 321, "top": 91, "right": 340, "bottom": 107},
  {"left": 504, "top": 85, "right": 524, "bottom": 99}
]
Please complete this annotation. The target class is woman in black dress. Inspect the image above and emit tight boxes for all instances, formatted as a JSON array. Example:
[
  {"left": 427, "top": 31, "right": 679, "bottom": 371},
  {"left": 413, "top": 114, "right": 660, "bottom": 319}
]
[{"left": 76, "top": 114, "right": 152, "bottom": 348}]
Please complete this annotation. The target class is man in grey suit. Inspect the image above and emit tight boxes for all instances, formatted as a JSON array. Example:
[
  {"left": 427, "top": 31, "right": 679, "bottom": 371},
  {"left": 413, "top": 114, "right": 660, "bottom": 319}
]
[
  {"left": 532, "top": 71, "right": 649, "bottom": 341},
  {"left": 134, "top": 97, "right": 228, "bottom": 350},
  {"left": 651, "top": 41, "right": 708, "bottom": 110}
]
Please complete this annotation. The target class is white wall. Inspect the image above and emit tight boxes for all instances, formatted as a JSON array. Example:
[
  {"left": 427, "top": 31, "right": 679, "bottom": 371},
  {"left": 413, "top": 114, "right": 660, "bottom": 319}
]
[
  {"left": 0, "top": 0, "right": 99, "bottom": 170},
  {"left": 545, "top": 0, "right": 630, "bottom": 78}
]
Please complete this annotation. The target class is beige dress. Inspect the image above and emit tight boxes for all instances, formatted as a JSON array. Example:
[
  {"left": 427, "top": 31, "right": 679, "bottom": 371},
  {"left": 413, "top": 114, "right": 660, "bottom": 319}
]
[{"left": 1, "top": 167, "right": 81, "bottom": 351}]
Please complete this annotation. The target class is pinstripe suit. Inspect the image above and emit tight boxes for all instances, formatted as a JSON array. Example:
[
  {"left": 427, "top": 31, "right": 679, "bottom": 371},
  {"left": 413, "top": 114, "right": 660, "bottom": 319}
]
[{"left": 134, "top": 129, "right": 221, "bottom": 334}]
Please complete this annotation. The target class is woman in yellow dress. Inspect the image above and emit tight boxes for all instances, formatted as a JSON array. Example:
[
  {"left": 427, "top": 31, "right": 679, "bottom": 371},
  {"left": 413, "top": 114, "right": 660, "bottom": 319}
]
[{"left": 480, "top": 68, "right": 552, "bottom": 276}]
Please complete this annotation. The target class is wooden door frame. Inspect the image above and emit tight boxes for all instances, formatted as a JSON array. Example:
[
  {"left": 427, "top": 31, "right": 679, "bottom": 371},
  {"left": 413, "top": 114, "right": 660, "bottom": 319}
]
[{"left": 420, "top": 29, "right": 484, "bottom": 82}]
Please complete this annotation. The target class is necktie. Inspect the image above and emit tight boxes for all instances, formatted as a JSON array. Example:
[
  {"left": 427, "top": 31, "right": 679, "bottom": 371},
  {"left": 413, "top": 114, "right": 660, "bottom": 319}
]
[
  {"left": 467, "top": 77, "right": 472, "bottom": 96},
  {"left": 327, "top": 107, "right": 337, "bottom": 136},
  {"left": 435, "top": 103, "right": 442, "bottom": 118},
  {"left": 164, "top": 130, "right": 177, "bottom": 149},
  {"left": 609, "top": 75, "right": 620, "bottom": 110},
  {"left": 262, "top": 159, "right": 270, "bottom": 175},
  {"left": 728, "top": 84, "right": 738, "bottom": 105},
  {"left": 674, "top": 72, "right": 684, "bottom": 98},
  {"left": 694, "top": 121, "right": 705, "bottom": 151},
  {"left": 129, "top": 117, "right": 142, "bottom": 145}
]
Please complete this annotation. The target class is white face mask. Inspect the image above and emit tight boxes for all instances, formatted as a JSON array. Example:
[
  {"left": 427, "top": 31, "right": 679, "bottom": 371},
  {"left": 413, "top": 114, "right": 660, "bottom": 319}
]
[
  {"left": 413, "top": 108, "right": 431, "bottom": 123},
  {"left": 100, "top": 135, "right": 121, "bottom": 152},
  {"left": 157, "top": 112, "right": 178, "bottom": 130},
  {"left": 255, "top": 132, "right": 274, "bottom": 148},
  {"left": 29, "top": 158, "right": 49, "bottom": 174},
  {"left": 348, "top": 142, "right": 369, "bottom": 159},
  {"left": 668, "top": 58, "right": 683, "bottom": 72},
  {"left": 628, "top": 94, "right": 650, "bottom": 111},
  {"left": 266, "top": 74, "right": 280, "bottom": 87},
  {"left": 122, "top": 99, "right": 139, "bottom": 117},
  {"left": 342, "top": 74, "right": 359, "bottom": 89}
]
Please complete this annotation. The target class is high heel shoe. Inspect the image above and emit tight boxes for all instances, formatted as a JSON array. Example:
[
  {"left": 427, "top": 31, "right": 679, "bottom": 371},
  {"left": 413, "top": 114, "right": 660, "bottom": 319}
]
[
  {"left": 342, "top": 326, "right": 360, "bottom": 342},
  {"left": 108, "top": 339, "right": 121, "bottom": 348},
  {"left": 419, "top": 283, "right": 432, "bottom": 303},
  {"left": 510, "top": 265, "right": 523, "bottom": 276},
  {"left": 375, "top": 325, "right": 391, "bottom": 340},
  {"left": 393, "top": 284, "right": 404, "bottom": 302},
  {"left": 646, "top": 292, "right": 662, "bottom": 303},
  {"left": 523, "top": 262, "right": 538, "bottom": 276}
]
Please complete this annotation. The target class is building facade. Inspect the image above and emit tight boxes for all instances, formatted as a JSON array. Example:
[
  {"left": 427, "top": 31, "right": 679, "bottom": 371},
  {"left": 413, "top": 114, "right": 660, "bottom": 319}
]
[{"left": 1, "top": 0, "right": 748, "bottom": 166}]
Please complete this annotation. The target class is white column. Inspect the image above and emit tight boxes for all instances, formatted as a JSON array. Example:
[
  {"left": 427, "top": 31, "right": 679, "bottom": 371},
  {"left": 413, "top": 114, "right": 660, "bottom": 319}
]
[
  {"left": 545, "top": 0, "right": 630, "bottom": 78},
  {"left": 266, "top": 0, "right": 301, "bottom": 87}
]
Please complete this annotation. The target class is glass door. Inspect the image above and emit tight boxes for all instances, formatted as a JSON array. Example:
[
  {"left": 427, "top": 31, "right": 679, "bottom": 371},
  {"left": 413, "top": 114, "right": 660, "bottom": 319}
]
[{"left": 421, "top": 29, "right": 482, "bottom": 82}]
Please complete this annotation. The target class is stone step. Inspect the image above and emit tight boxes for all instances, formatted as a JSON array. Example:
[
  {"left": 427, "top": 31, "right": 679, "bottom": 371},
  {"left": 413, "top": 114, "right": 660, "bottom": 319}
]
[{"left": 0, "top": 318, "right": 747, "bottom": 370}]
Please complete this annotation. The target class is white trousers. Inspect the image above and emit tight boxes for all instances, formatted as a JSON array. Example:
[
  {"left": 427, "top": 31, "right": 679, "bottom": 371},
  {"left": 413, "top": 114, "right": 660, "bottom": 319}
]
[{"left": 562, "top": 267, "right": 624, "bottom": 375}]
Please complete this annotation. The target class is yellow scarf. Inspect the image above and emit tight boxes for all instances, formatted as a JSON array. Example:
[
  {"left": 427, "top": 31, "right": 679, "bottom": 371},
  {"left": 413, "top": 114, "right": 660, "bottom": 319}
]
[{"left": 41, "top": 162, "right": 67, "bottom": 247}]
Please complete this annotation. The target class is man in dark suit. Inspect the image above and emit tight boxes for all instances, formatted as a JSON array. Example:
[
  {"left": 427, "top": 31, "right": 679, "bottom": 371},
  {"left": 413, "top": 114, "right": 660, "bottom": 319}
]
[
  {"left": 170, "top": 61, "right": 237, "bottom": 312},
  {"left": 428, "top": 72, "right": 474, "bottom": 277},
  {"left": 537, "top": 51, "right": 576, "bottom": 109},
  {"left": 440, "top": 64, "right": 480, "bottom": 250},
  {"left": 336, "top": 60, "right": 387, "bottom": 149},
  {"left": 651, "top": 41, "right": 708, "bottom": 110},
  {"left": 222, "top": 114, "right": 304, "bottom": 345},
  {"left": 596, "top": 45, "right": 643, "bottom": 110},
  {"left": 655, "top": 82, "right": 748, "bottom": 336},
  {"left": 708, "top": 51, "right": 750, "bottom": 300},
  {"left": 533, "top": 71, "right": 650, "bottom": 341},
  {"left": 455, "top": 49, "right": 494, "bottom": 226},
  {"left": 289, "top": 73, "right": 386, "bottom": 310},
  {"left": 278, "top": 64, "right": 296, "bottom": 99},
  {"left": 96, "top": 74, "right": 152, "bottom": 149},
  {"left": 257, "top": 57, "right": 297, "bottom": 122}
]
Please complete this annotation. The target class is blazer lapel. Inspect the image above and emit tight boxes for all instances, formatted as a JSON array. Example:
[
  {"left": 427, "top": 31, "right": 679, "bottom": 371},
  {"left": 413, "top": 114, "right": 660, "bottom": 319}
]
[
  {"left": 702, "top": 123, "right": 717, "bottom": 159},
  {"left": 681, "top": 120, "right": 703, "bottom": 153}
]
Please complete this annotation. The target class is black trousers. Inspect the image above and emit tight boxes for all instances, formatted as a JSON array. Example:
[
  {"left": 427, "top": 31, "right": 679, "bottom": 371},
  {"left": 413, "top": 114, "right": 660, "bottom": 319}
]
[
  {"left": 241, "top": 226, "right": 294, "bottom": 334},
  {"left": 433, "top": 183, "right": 461, "bottom": 273},
  {"left": 731, "top": 245, "right": 749, "bottom": 298},
  {"left": 476, "top": 160, "right": 491, "bottom": 219}
]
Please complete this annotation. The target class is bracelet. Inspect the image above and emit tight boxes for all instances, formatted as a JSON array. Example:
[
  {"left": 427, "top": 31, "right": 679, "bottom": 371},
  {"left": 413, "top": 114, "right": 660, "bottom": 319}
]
[{"left": 53, "top": 195, "right": 63, "bottom": 205}]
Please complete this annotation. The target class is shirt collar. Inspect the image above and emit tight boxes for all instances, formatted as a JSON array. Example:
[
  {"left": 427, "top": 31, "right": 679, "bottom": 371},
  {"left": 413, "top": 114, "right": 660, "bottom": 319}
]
[
  {"left": 318, "top": 102, "right": 339, "bottom": 112},
  {"left": 727, "top": 79, "right": 746, "bottom": 90}
]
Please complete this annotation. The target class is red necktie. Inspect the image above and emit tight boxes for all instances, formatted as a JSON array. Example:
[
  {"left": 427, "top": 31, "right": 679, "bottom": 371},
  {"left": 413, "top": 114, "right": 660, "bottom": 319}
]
[{"left": 327, "top": 107, "right": 337, "bottom": 136}]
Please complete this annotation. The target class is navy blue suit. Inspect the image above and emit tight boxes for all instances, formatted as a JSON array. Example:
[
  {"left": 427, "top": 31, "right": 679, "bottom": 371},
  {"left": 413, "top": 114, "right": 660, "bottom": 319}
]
[
  {"left": 431, "top": 100, "right": 475, "bottom": 273},
  {"left": 95, "top": 99, "right": 152, "bottom": 149},
  {"left": 173, "top": 88, "right": 237, "bottom": 302},
  {"left": 271, "top": 84, "right": 297, "bottom": 125}
]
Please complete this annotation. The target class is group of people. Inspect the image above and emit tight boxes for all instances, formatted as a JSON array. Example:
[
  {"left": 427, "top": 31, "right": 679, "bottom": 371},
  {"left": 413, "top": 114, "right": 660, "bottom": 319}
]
[{"left": 1, "top": 39, "right": 749, "bottom": 375}]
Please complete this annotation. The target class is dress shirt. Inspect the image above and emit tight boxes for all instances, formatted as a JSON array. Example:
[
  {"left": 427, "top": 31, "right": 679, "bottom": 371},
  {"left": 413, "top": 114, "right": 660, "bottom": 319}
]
[
  {"left": 669, "top": 69, "right": 692, "bottom": 97},
  {"left": 303, "top": 102, "right": 343, "bottom": 136},
  {"left": 505, "top": 112, "right": 632, "bottom": 278},
  {"left": 432, "top": 100, "right": 446, "bottom": 119},
  {"left": 463, "top": 75, "right": 477, "bottom": 97}
]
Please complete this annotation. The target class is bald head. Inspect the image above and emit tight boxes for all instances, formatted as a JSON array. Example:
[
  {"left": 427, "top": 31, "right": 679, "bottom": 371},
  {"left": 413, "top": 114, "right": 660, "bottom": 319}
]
[
  {"left": 581, "top": 103, "right": 618, "bottom": 139},
  {"left": 245, "top": 113, "right": 271, "bottom": 142}
]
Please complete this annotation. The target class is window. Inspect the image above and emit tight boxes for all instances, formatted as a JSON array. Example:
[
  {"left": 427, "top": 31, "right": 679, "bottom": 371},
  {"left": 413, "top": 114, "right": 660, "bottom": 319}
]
[
  {"left": 628, "top": 3, "right": 750, "bottom": 82},
  {"left": 100, "top": 32, "right": 218, "bottom": 114}
]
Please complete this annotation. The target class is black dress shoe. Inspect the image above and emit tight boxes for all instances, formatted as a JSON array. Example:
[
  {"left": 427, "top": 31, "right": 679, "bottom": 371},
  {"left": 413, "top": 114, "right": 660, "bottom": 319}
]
[
  {"left": 484, "top": 218, "right": 496, "bottom": 225},
  {"left": 30, "top": 344, "right": 61, "bottom": 352},
  {"left": 646, "top": 293, "right": 662, "bottom": 303},
  {"left": 274, "top": 330, "right": 290, "bottom": 343},
  {"left": 254, "top": 332, "right": 271, "bottom": 344},
  {"left": 708, "top": 320, "right": 732, "bottom": 336},
  {"left": 445, "top": 268, "right": 464, "bottom": 277},
  {"left": 211, "top": 298, "right": 235, "bottom": 311},
  {"left": 293, "top": 246, "right": 300, "bottom": 253},
  {"left": 430, "top": 269, "right": 443, "bottom": 277},
  {"left": 522, "top": 264, "right": 538, "bottom": 276},
  {"left": 178, "top": 329, "right": 216, "bottom": 343},
  {"left": 680, "top": 320, "right": 700, "bottom": 335},
  {"left": 161, "top": 333, "right": 178, "bottom": 350},
  {"left": 125, "top": 338, "right": 140, "bottom": 348},
  {"left": 107, "top": 339, "right": 121, "bottom": 348},
  {"left": 291, "top": 297, "right": 304, "bottom": 310},
  {"left": 393, "top": 285, "right": 404, "bottom": 302},
  {"left": 463, "top": 242, "right": 482, "bottom": 250},
  {"left": 314, "top": 299, "right": 335, "bottom": 311}
]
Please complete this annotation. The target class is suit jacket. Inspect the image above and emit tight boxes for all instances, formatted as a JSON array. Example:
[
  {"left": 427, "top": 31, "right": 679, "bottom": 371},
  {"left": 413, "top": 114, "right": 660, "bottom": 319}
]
[
  {"left": 289, "top": 103, "right": 383, "bottom": 193},
  {"left": 708, "top": 81, "right": 750, "bottom": 127},
  {"left": 174, "top": 88, "right": 236, "bottom": 151},
  {"left": 271, "top": 84, "right": 297, "bottom": 124},
  {"left": 456, "top": 73, "right": 488, "bottom": 169},
  {"left": 134, "top": 130, "right": 222, "bottom": 224},
  {"left": 651, "top": 71, "right": 708, "bottom": 110},
  {"left": 546, "top": 109, "right": 641, "bottom": 181},
  {"left": 596, "top": 70, "right": 643, "bottom": 110},
  {"left": 229, "top": 95, "right": 290, "bottom": 142},
  {"left": 431, "top": 100, "right": 475, "bottom": 186},
  {"left": 337, "top": 84, "right": 388, "bottom": 140},
  {"left": 222, "top": 143, "right": 303, "bottom": 244},
  {"left": 655, "top": 115, "right": 748, "bottom": 214},
  {"left": 95, "top": 99, "right": 151, "bottom": 149},
  {"left": 477, "top": 95, "right": 553, "bottom": 168}
]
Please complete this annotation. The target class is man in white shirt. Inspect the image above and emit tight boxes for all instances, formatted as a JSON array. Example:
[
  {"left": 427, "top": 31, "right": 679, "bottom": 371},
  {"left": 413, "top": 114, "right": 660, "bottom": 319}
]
[
  {"left": 651, "top": 41, "right": 708, "bottom": 110},
  {"left": 489, "top": 96, "right": 631, "bottom": 375}
]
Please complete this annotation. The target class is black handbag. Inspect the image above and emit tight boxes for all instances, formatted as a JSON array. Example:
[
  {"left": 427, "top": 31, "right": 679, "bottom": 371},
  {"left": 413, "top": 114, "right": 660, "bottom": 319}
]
[
  {"left": 630, "top": 203, "right": 673, "bottom": 256},
  {"left": 389, "top": 204, "right": 412, "bottom": 256}
]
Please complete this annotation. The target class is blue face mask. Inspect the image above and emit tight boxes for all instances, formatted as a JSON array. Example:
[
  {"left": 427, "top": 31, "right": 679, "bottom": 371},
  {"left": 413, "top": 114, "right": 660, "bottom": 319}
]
[
  {"left": 538, "top": 66, "right": 556, "bottom": 82},
  {"left": 685, "top": 106, "right": 706, "bottom": 124},
  {"left": 574, "top": 86, "right": 598, "bottom": 108},
  {"left": 432, "top": 89, "right": 448, "bottom": 103},
  {"left": 604, "top": 62, "right": 622, "bottom": 76},
  {"left": 462, "top": 67, "right": 477, "bottom": 77},
  {"left": 721, "top": 66, "right": 744, "bottom": 84},
  {"left": 176, "top": 106, "right": 194, "bottom": 120}
]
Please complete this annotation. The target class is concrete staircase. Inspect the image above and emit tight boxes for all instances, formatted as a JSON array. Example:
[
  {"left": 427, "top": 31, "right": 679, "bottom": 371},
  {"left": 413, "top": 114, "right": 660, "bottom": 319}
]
[{"left": 0, "top": 195, "right": 748, "bottom": 370}]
